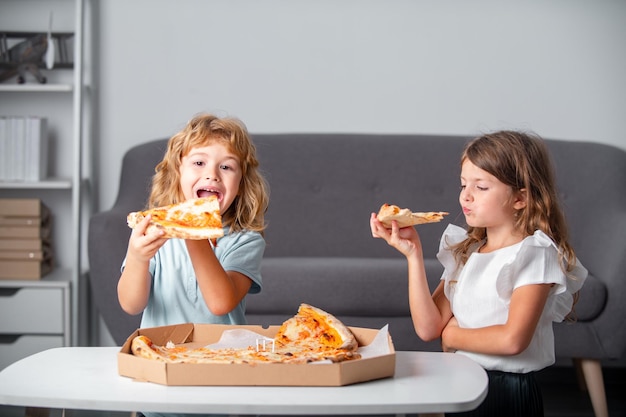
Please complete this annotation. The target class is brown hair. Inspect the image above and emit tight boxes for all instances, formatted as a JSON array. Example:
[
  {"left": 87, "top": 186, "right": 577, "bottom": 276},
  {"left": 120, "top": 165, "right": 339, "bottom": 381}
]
[
  {"left": 148, "top": 113, "right": 269, "bottom": 234},
  {"left": 452, "top": 131, "right": 577, "bottom": 275}
]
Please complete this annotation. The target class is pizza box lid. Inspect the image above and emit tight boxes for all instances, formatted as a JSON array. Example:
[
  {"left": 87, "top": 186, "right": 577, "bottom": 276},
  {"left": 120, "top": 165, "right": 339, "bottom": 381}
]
[{"left": 118, "top": 323, "right": 396, "bottom": 386}]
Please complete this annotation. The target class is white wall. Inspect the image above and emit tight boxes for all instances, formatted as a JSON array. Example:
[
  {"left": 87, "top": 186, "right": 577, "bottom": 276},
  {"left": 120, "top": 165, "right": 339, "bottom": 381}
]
[{"left": 95, "top": 0, "right": 626, "bottom": 212}]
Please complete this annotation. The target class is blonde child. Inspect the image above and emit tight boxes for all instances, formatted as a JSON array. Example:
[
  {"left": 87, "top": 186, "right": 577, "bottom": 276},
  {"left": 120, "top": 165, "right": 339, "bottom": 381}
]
[
  {"left": 118, "top": 113, "right": 268, "bottom": 417},
  {"left": 370, "top": 131, "right": 587, "bottom": 416},
  {"left": 119, "top": 112, "right": 269, "bottom": 326}
]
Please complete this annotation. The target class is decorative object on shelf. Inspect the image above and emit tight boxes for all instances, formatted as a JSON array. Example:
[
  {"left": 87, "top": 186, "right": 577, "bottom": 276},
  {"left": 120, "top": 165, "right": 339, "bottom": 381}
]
[
  {"left": 0, "top": 13, "right": 74, "bottom": 84},
  {"left": 0, "top": 198, "right": 54, "bottom": 280},
  {"left": 0, "top": 116, "right": 48, "bottom": 182},
  {"left": 0, "top": 32, "right": 49, "bottom": 83},
  {"left": 45, "top": 12, "right": 55, "bottom": 71}
]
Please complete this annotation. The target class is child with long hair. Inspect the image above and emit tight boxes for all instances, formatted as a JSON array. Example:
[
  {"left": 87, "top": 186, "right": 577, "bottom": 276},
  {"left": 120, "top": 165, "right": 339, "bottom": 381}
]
[
  {"left": 370, "top": 130, "right": 587, "bottom": 416},
  {"left": 118, "top": 112, "right": 269, "bottom": 333}
]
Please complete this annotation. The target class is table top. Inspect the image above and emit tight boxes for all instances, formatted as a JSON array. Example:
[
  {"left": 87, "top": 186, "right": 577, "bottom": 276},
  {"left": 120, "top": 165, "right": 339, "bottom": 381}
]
[{"left": 0, "top": 347, "right": 487, "bottom": 415}]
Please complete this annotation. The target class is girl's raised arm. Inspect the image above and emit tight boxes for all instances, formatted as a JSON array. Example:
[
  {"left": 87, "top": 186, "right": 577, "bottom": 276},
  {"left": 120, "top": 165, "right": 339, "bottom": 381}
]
[{"left": 117, "top": 215, "right": 165, "bottom": 315}]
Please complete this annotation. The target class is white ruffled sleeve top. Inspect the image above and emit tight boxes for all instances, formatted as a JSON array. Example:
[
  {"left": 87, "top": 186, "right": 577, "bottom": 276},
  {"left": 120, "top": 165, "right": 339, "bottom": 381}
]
[{"left": 436, "top": 224, "right": 587, "bottom": 373}]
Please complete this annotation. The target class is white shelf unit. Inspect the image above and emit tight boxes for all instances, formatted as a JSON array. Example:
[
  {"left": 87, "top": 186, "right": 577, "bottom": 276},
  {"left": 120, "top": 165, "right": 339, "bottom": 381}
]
[
  {"left": 0, "top": 84, "right": 73, "bottom": 93},
  {"left": 0, "top": 0, "right": 89, "bottom": 357},
  {"left": 0, "top": 273, "right": 71, "bottom": 370}
]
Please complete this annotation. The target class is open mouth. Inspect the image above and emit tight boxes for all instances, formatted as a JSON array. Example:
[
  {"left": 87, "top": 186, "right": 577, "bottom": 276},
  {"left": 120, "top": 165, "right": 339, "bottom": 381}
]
[{"left": 196, "top": 188, "right": 222, "bottom": 201}]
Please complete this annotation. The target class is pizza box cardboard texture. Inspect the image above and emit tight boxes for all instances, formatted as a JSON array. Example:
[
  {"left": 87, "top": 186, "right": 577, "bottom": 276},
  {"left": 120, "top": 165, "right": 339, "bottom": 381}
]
[{"left": 118, "top": 323, "right": 396, "bottom": 386}]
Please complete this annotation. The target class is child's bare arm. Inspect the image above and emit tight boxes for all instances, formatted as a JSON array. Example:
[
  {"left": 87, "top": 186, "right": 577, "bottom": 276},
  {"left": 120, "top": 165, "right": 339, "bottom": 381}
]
[
  {"left": 371, "top": 213, "right": 453, "bottom": 340},
  {"left": 117, "top": 215, "right": 166, "bottom": 315},
  {"left": 185, "top": 239, "right": 252, "bottom": 316},
  {"left": 407, "top": 260, "right": 453, "bottom": 341},
  {"left": 441, "top": 283, "right": 553, "bottom": 355}
]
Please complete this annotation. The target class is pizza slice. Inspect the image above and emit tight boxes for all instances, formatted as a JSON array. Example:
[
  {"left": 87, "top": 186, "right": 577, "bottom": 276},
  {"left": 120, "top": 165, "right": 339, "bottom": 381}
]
[
  {"left": 274, "top": 303, "right": 359, "bottom": 352},
  {"left": 127, "top": 196, "right": 223, "bottom": 242},
  {"left": 377, "top": 203, "right": 448, "bottom": 228}
]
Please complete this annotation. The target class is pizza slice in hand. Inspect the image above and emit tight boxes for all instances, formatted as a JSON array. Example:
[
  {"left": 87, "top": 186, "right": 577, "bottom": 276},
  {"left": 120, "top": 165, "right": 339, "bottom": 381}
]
[
  {"left": 127, "top": 196, "right": 224, "bottom": 242},
  {"left": 377, "top": 203, "right": 448, "bottom": 228}
]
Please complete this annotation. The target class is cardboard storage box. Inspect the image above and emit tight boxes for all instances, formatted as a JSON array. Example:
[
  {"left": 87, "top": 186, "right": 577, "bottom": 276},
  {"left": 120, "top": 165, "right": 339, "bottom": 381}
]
[
  {"left": 0, "top": 259, "right": 53, "bottom": 280},
  {"left": 0, "top": 199, "right": 50, "bottom": 218},
  {"left": 118, "top": 323, "right": 396, "bottom": 386},
  {"left": 0, "top": 238, "right": 46, "bottom": 251},
  {"left": 0, "top": 225, "right": 51, "bottom": 239},
  {"left": 0, "top": 244, "right": 53, "bottom": 280}
]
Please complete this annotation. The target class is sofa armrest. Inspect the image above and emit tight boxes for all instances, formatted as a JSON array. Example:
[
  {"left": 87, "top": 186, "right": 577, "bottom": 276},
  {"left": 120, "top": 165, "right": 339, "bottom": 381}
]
[{"left": 88, "top": 207, "right": 141, "bottom": 345}]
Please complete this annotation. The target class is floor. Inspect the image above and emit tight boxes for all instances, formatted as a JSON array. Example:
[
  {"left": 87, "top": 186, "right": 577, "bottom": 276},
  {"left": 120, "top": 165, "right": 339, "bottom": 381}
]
[
  {"left": 1, "top": 366, "right": 624, "bottom": 417},
  {"left": 536, "top": 365, "right": 626, "bottom": 417}
]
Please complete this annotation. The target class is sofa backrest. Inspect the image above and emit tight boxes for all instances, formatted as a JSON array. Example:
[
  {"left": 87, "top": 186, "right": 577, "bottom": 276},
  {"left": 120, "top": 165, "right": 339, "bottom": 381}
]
[
  {"left": 112, "top": 133, "right": 472, "bottom": 259},
  {"left": 255, "top": 135, "right": 626, "bottom": 273},
  {"left": 254, "top": 134, "right": 469, "bottom": 260},
  {"left": 112, "top": 139, "right": 169, "bottom": 214},
  {"left": 544, "top": 140, "right": 626, "bottom": 288}
]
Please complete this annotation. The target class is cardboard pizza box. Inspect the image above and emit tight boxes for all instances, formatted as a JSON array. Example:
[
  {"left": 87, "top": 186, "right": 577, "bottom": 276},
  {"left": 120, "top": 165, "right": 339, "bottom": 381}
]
[{"left": 118, "top": 323, "right": 396, "bottom": 386}]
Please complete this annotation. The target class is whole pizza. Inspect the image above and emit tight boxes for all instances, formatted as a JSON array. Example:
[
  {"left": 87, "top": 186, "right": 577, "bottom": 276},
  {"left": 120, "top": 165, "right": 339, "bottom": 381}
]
[{"left": 130, "top": 304, "right": 361, "bottom": 364}]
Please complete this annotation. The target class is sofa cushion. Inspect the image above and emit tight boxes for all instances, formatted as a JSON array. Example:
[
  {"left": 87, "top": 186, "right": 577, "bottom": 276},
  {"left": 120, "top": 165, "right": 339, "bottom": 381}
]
[
  {"left": 249, "top": 256, "right": 604, "bottom": 323},
  {"left": 246, "top": 257, "right": 445, "bottom": 352},
  {"left": 247, "top": 257, "right": 444, "bottom": 317}
]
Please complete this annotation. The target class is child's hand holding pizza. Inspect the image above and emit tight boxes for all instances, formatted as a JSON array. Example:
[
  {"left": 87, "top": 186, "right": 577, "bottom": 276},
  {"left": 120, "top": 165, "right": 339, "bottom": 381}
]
[
  {"left": 371, "top": 204, "right": 448, "bottom": 257},
  {"left": 370, "top": 212, "right": 422, "bottom": 258},
  {"left": 126, "top": 213, "right": 167, "bottom": 263}
]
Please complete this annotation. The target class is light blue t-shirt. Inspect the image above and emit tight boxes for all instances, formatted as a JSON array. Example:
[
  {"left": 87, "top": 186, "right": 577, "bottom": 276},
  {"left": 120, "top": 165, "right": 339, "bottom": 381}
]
[
  {"left": 122, "top": 227, "right": 265, "bottom": 329},
  {"left": 123, "top": 230, "right": 264, "bottom": 417}
]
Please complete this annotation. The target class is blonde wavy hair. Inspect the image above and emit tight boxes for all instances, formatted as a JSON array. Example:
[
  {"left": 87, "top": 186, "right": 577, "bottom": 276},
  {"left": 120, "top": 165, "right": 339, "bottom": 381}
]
[
  {"left": 148, "top": 113, "right": 269, "bottom": 234},
  {"left": 451, "top": 131, "right": 578, "bottom": 276}
]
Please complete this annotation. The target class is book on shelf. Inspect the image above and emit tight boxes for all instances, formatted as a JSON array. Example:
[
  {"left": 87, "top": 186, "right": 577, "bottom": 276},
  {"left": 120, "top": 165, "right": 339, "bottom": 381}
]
[{"left": 0, "top": 116, "right": 49, "bottom": 182}]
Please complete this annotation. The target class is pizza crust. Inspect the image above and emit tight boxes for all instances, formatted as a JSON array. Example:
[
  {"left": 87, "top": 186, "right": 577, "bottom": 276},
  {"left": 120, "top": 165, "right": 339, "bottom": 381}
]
[
  {"left": 131, "top": 335, "right": 170, "bottom": 362},
  {"left": 377, "top": 203, "right": 448, "bottom": 228},
  {"left": 127, "top": 197, "right": 224, "bottom": 241}
]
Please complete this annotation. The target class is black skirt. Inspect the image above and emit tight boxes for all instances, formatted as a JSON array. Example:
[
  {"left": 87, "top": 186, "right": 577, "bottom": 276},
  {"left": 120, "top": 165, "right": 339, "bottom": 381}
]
[{"left": 447, "top": 370, "right": 544, "bottom": 417}]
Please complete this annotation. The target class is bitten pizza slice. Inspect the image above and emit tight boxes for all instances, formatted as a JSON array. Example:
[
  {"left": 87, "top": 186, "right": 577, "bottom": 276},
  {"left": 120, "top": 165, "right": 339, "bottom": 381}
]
[
  {"left": 377, "top": 203, "right": 448, "bottom": 228},
  {"left": 274, "top": 303, "right": 359, "bottom": 351},
  {"left": 127, "top": 196, "right": 223, "bottom": 241}
]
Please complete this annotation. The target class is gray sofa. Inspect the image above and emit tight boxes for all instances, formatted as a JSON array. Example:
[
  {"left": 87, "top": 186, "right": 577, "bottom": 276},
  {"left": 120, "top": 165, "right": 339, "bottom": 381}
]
[{"left": 88, "top": 133, "right": 626, "bottom": 417}]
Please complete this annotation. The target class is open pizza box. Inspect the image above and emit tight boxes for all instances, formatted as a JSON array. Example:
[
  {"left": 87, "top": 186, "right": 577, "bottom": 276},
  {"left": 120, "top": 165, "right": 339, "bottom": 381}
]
[{"left": 118, "top": 323, "right": 396, "bottom": 386}]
